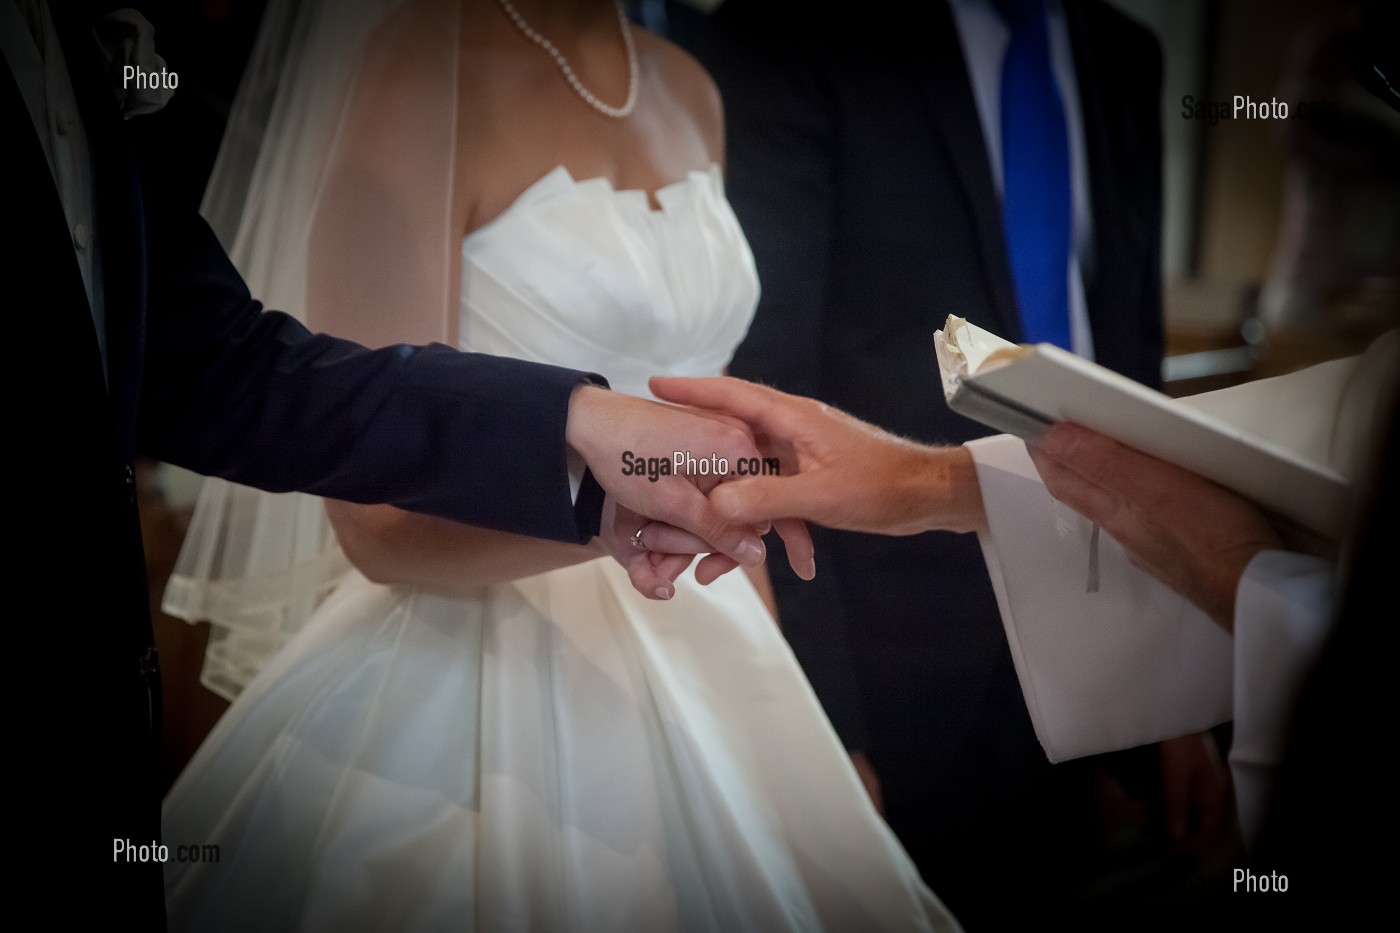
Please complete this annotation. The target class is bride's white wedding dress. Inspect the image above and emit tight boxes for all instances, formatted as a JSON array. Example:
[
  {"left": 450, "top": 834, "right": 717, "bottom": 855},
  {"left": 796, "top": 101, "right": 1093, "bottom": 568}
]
[{"left": 164, "top": 165, "right": 957, "bottom": 932}]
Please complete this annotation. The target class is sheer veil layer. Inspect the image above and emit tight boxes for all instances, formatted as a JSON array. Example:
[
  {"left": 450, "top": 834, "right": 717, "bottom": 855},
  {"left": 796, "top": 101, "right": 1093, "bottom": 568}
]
[{"left": 164, "top": 0, "right": 463, "bottom": 698}]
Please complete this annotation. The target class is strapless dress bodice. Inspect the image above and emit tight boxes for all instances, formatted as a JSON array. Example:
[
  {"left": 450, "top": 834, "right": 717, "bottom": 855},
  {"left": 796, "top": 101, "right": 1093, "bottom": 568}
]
[
  {"left": 459, "top": 164, "right": 758, "bottom": 398},
  {"left": 167, "top": 171, "right": 954, "bottom": 933}
]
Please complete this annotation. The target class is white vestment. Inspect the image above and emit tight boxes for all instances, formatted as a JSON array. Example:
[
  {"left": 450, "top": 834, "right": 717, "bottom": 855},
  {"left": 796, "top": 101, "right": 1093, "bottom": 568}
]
[{"left": 967, "top": 332, "right": 1397, "bottom": 842}]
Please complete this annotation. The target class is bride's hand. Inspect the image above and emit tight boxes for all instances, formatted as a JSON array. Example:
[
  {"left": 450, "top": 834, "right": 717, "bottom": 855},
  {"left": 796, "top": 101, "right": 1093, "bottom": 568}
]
[
  {"left": 644, "top": 517, "right": 813, "bottom": 587},
  {"left": 601, "top": 498, "right": 777, "bottom": 597}
]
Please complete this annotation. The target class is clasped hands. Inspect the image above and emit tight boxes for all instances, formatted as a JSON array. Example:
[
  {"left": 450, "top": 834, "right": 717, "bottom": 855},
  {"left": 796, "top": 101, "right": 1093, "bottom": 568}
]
[
  {"left": 569, "top": 378, "right": 978, "bottom": 600},
  {"left": 573, "top": 378, "right": 1281, "bottom": 629},
  {"left": 567, "top": 383, "right": 812, "bottom": 599}
]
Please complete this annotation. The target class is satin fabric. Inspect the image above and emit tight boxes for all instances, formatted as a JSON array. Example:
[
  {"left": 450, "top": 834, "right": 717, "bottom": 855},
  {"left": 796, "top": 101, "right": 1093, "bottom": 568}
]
[{"left": 164, "top": 167, "right": 958, "bottom": 932}]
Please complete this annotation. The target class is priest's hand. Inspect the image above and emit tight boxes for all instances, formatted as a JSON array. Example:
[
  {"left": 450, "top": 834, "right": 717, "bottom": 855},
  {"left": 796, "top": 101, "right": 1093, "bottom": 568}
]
[
  {"left": 649, "top": 376, "right": 985, "bottom": 539},
  {"left": 1027, "top": 421, "right": 1282, "bottom": 631}
]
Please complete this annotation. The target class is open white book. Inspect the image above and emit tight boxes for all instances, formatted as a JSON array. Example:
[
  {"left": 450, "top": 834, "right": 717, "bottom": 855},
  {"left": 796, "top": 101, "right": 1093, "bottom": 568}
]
[{"left": 933, "top": 316, "right": 1352, "bottom": 538}]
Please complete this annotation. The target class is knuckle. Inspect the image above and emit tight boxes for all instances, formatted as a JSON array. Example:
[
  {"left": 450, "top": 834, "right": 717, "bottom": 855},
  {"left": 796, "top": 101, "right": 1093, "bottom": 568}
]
[{"left": 718, "top": 426, "right": 753, "bottom": 456}]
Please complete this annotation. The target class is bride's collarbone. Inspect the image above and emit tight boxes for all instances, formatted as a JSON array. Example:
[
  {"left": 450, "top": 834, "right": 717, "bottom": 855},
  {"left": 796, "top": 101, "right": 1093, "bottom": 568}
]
[
  {"left": 452, "top": 93, "right": 712, "bottom": 186},
  {"left": 451, "top": 32, "right": 717, "bottom": 225}
]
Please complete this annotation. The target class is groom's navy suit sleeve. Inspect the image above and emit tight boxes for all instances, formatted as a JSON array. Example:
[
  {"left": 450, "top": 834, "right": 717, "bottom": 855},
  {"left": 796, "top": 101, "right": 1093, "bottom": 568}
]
[{"left": 137, "top": 199, "right": 605, "bottom": 544}]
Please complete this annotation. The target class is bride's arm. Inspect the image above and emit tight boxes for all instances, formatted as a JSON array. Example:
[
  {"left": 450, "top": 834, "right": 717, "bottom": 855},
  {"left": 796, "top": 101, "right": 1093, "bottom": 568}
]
[{"left": 325, "top": 501, "right": 604, "bottom": 594}]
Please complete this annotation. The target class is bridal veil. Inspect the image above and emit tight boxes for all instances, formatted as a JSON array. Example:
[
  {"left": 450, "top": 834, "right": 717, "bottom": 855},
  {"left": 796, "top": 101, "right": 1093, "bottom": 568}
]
[{"left": 163, "top": 0, "right": 465, "bottom": 698}]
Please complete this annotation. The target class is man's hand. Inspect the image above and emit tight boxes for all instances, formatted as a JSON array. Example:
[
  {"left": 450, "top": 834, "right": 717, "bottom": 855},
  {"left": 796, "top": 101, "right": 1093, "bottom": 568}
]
[
  {"left": 650, "top": 376, "right": 985, "bottom": 536},
  {"left": 1028, "top": 421, "right": 1282, "bottom": 630},
  {"left": 567, "top": 386, "right": 770, "bottom": 580}
]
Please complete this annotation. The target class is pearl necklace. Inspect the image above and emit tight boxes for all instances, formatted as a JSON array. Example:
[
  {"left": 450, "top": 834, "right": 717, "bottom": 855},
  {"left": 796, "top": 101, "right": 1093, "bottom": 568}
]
[{"left": 496, "top": 0, "right": 639, "bottom": 119}]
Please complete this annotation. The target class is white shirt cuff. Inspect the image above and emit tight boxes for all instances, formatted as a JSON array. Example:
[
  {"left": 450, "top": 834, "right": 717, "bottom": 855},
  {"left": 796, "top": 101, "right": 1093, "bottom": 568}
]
[
  {"left": 567, "top": 447, "right": 586, "bottom": 505},
  {"left": 1230, "top": 549, "right": 1335, "bottom": 844}
]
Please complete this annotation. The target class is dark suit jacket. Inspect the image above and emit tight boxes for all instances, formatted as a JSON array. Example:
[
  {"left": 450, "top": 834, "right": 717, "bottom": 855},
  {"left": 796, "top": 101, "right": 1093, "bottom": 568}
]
[
  {"left": 5, "top": 8, "right": 603, "bottom": 923},
  {"left": 701, "top": 1, "right": 1163, "bottom": 924}
]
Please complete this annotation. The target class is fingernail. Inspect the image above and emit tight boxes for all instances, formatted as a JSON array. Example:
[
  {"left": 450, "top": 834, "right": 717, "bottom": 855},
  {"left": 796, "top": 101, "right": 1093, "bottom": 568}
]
[
  {"left": 654, "top": 585, "right": 673, "bottom": 600},
  {"left": 737, "top": 537, "right": 765, "bottom": 566},
  {"left": 802, "top": 556, "right": 816, "bottom": 581}
]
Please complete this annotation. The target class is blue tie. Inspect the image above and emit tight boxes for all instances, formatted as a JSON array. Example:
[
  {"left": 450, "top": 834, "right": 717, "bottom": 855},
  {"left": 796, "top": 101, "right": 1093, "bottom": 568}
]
[{"left": 998, "top": 0, "right": 1073, "bottom": 349}]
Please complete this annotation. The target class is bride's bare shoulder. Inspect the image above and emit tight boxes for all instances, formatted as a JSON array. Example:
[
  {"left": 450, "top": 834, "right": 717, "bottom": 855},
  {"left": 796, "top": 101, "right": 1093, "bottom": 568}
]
[{"left": 635, "top": 30, "right": 724, "bottom": 162}]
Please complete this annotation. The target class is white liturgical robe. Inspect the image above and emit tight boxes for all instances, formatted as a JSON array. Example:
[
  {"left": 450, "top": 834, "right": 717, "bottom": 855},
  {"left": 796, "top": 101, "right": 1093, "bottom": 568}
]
[{"left": 967, "top": 331, "right": 1397, "bottom": 843}]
